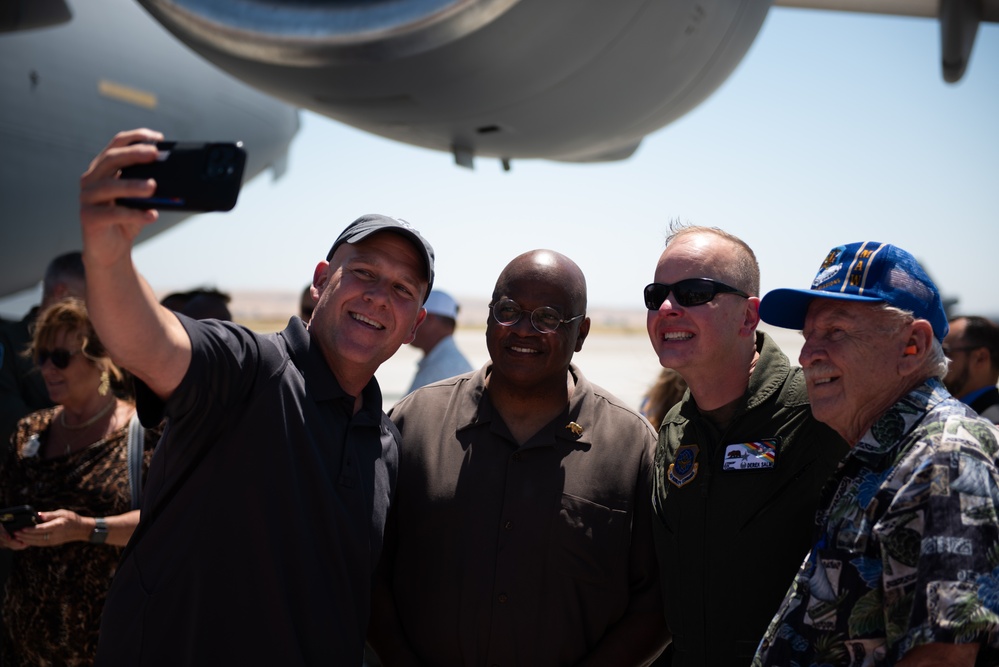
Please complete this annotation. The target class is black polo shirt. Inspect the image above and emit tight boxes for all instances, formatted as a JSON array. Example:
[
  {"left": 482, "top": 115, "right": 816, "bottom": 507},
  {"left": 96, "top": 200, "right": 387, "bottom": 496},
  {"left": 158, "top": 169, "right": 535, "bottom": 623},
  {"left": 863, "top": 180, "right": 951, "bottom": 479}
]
[{"left": 97, "top": 317, "right": 398, "bottom": 666}]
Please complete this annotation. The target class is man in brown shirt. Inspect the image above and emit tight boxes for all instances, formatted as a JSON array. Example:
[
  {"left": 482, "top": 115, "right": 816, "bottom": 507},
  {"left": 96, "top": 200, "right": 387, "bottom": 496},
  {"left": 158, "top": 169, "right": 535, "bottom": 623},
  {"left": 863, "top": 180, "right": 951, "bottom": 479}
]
[{"left": 368, "top": 249, "right": 667, "bottom": 666}]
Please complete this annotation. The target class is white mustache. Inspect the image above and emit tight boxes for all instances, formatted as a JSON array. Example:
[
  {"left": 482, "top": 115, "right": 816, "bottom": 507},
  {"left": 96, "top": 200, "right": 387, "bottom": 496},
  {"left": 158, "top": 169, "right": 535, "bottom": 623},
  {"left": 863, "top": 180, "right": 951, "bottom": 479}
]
[{"left": 802, "top": 365, "right": 837, "bottom": 383}]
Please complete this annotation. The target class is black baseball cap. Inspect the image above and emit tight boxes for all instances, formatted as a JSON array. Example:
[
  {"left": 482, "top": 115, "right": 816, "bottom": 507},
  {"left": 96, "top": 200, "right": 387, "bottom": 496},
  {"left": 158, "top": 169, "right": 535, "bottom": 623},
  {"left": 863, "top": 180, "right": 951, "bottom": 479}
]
[{"left": 327, "top": 214, "right": 435, "bottom": 302}]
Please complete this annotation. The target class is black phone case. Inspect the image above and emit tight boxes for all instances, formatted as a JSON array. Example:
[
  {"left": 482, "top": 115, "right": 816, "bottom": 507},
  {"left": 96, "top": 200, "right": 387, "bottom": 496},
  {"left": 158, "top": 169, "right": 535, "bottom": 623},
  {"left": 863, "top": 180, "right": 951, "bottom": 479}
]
[
  {"left": 118, "top": 141, "right": 247, "bottom": 212},
  {"left": 0, "top": 505, "right": 40, "bottom": 532}
]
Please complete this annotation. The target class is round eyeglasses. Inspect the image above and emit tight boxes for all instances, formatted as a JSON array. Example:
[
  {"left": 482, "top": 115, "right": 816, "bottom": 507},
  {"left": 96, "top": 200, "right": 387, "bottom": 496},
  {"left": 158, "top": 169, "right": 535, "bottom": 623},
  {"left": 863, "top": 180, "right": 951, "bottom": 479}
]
[{"left": 490, "top": 298, "right": 584, "bottom": 334}]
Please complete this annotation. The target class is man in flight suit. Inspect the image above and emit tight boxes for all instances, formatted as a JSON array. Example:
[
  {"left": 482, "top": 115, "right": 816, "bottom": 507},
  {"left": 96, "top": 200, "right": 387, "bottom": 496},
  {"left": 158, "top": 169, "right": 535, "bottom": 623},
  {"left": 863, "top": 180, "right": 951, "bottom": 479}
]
[{"left": 644, "top": 224, "right": 847, "bottom": 666}]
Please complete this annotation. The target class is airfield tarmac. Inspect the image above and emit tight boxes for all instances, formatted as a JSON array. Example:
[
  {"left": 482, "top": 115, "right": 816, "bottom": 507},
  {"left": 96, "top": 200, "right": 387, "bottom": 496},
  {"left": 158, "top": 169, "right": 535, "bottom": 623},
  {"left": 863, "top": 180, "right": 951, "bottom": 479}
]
[
  {"left": 374, "top": 323, "right": 806, "bottom": 412},
  {"left": 224, "top": 289, "right": 805, "bottom": 413}
]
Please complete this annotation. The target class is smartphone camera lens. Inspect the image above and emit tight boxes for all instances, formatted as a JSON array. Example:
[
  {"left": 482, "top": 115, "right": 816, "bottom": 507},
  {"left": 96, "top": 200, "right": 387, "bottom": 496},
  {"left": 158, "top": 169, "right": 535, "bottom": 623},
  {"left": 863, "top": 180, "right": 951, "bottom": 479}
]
[{"left": 206, "top": 146, "right": 234, "bottom": 178}]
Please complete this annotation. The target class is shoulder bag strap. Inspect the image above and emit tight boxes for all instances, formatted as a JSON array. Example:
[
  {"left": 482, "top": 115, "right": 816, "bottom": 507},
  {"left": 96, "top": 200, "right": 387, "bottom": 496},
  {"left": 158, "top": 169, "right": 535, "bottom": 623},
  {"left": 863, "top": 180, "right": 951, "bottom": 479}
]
[{"left": 127, "top": 414, "right": 145, "bottom": 510}]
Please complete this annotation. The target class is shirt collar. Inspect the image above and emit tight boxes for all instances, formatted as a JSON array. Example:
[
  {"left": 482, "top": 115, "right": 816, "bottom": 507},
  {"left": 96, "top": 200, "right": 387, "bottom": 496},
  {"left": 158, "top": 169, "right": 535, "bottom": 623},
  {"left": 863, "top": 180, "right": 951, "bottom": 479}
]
[
  {"left": 278, "top": 317, "right": 384, "bottom": 420},
  {"left": 849, "top": 377, "right": 948, "bottom": 465},
  {"left": 454, "top": 362, "right": 594, "bottom": 449},
  {"left": 959, "top": 385, "right": 995, "bottom": 405}
]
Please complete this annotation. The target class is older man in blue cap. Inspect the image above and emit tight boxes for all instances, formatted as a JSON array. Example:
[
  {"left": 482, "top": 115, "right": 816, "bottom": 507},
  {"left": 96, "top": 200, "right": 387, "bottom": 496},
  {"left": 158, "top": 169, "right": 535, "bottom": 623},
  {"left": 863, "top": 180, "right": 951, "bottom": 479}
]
[{"left": 752, "top": 242, "right": 999, "bottom": 667}]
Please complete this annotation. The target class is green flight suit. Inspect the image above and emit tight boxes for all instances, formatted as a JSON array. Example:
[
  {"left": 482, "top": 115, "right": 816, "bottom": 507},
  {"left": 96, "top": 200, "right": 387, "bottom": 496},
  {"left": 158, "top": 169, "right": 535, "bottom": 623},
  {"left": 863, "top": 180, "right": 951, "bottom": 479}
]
[{"left": 652, "top": 331, "right": 848, "bottom": 667}]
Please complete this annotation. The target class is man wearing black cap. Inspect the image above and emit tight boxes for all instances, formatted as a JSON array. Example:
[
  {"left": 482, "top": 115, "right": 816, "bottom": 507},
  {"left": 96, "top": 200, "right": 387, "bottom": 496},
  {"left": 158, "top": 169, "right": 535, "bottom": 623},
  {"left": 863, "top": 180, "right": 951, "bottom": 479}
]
[
  {"left": 754, "top": 241, "right": 999, "bottom": 667},
  {"left": 78, "top": 129, "right": 434, "bottom": 665}
]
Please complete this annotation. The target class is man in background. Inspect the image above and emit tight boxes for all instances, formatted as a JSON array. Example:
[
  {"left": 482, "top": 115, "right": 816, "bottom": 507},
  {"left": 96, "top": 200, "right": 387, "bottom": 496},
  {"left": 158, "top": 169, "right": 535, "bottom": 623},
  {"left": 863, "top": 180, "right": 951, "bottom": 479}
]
[
  {"left": 942, "top": 315, "right": 999, "bottom": 423},
  {"left": 406, "top": 289, "right": 472, "bottom": 393},
  {"left": 160, "top": 287, "right": 233, "bottom": 321},
  {"left": 299, "top": 283, "right": 315, "bottom": 324},
  {"left": 0, "top": 251, "right": 86, "bottom": 446}
]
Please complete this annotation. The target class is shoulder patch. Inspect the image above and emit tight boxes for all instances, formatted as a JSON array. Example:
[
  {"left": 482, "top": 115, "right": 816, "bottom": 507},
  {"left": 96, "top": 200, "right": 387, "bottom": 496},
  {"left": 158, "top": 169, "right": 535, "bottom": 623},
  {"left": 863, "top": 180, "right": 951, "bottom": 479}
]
[{"left": 668, "top": 444, "right": 700, "bottom": 488}]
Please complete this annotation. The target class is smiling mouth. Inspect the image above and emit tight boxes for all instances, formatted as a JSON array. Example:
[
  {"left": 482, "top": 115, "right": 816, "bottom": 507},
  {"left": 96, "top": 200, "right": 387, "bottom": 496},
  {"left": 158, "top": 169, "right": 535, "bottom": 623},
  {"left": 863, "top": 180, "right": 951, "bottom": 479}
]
[
  {"left": 661, "top": 331, "right": 693, "bottom": 342},
  {"left": 351, "top": 312, "right": 384, "bottom": 329},
  {"left": 811, "top": 377, "right": 835, "bottom": 386},
  {"left": 509, "top": 346, "right": 540, "bottom": 354}
]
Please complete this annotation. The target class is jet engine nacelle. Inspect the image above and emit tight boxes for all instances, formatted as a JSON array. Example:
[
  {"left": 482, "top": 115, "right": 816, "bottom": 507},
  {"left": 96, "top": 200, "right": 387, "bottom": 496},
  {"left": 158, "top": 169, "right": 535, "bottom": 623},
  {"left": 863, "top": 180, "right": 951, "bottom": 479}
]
[{"left": 140, "top": 0, "right": 773, "bottom": 166}]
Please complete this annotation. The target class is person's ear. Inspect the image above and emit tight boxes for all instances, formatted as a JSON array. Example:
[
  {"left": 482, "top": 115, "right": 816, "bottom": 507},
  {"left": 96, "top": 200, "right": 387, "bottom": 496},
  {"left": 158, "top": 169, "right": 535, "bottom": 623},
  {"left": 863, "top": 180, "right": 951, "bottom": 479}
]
[
  {"left": 404, "top": 308, "right": 428, "bottom": 345},
  {"left": 741, "top": 297, "right": 761, "bottom": 337},
  {"left": 967, "top": 345, "right": 990, "bottom": 370},
  {"left": 899, "top": 320, "right": 934, "bottom": 375},
  {"left": 572, "top": 316, "right": 591, "bottom": 353},
  {"left": 312, "top": 261, "right": 330, "bottom": 296}
]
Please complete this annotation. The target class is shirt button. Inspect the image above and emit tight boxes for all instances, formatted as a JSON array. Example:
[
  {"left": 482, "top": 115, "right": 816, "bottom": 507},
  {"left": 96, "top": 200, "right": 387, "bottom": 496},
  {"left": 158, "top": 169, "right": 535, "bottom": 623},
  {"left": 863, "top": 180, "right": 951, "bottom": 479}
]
[
  {"left": 498, "top": 594, "right": 508, "bottom": 603},
  {"left": 504, "top": 521, "right": 513, "bottom": 530}
]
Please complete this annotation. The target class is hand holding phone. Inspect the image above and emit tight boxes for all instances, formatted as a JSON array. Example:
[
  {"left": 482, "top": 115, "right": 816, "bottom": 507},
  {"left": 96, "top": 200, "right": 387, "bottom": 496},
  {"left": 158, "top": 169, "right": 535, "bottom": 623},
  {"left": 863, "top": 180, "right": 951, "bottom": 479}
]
[
  {"left": 117, "top": 141, "right": 247, "bottom": 212},
  {"left": 0, "top": 505, "right": 41, "bottom": 534}
]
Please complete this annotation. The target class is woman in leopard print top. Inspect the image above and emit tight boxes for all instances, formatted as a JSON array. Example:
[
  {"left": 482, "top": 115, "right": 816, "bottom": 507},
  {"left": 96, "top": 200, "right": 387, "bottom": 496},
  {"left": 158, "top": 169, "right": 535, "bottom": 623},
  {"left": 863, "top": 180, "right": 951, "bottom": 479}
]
[{"left": 0, "top": 298, "right": 157, "bottom": 666}]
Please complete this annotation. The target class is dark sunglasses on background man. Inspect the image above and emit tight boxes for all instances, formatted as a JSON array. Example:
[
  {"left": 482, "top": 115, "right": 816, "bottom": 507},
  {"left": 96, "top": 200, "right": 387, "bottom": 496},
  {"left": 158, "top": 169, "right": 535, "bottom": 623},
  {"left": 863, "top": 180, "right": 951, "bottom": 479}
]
[
  {"left": 35, "top": 348, "right": 81, "bottom": 369},
  {"left": 644, "top": 278, "right": 750, "bottom": 310}
]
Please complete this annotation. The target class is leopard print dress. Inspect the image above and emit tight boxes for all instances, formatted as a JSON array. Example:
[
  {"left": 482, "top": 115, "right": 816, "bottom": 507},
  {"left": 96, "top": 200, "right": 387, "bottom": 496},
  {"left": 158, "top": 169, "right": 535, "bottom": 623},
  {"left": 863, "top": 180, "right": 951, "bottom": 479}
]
[{"left": 0, "top": 407, "right": 156, "bottom": 666}]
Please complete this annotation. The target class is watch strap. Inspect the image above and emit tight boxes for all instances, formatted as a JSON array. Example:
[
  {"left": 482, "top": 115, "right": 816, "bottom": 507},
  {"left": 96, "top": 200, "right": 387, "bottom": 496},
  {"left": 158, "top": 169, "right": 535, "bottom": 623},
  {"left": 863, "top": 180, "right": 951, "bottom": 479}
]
[{"left": 90, "top": 517, "right": 108, "bottom": 544}]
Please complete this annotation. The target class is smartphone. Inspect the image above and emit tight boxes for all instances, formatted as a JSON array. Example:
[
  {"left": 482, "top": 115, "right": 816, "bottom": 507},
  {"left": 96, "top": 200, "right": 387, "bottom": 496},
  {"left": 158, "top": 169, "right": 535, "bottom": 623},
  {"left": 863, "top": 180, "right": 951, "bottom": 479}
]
[
  {"left": 117, "top": 141, "right": 247, "bottom": 212},
  {"left": 0, "top": 505, "right": 41, "bottom": 533}
]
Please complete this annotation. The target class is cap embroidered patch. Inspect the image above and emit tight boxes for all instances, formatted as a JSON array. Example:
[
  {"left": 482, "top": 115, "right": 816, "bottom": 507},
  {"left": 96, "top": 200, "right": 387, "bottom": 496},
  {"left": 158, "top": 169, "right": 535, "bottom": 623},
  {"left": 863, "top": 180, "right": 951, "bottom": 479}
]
[
  {"left": 722, "top": 438, "right": 779, "bottom": 471},
  {"left": 668, "top": 444, "right": 699, "bottom": 488}
]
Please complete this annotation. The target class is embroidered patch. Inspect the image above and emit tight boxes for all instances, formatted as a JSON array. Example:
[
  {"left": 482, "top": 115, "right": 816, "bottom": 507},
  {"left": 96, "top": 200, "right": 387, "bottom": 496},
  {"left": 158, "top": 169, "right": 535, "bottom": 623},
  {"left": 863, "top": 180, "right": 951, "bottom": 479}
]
[
  {"left": 722, "top": 438, "right": 779, "bottom": 471},
  {"left": 668, "top": 444, "right": 699, "bottom": 488}
]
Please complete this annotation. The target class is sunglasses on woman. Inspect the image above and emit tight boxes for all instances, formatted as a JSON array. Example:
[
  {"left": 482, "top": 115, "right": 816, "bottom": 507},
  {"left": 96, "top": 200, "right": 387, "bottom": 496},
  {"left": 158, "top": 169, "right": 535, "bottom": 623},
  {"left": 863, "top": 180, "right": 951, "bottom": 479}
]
[
  {"left": 644, "top": 278, "right": 750, "bottom": 310},
  {"left": 36, "top": 348, "right": 81, "bottom": 369}
]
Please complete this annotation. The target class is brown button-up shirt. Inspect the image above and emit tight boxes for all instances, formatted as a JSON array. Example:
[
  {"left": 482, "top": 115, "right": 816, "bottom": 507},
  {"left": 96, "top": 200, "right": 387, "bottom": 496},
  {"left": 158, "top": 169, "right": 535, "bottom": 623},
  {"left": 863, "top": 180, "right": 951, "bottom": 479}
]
[{"left": 374, "top": 363, "right": 661, "bottom": 666}]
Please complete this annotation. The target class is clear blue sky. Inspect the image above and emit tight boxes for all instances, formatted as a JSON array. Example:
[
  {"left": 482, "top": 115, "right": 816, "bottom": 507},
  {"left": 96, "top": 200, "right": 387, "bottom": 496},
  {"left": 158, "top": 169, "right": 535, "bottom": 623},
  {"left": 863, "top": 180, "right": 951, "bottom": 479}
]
[{"left": 127, "top": 9, "right": 998, "bottom": 318}]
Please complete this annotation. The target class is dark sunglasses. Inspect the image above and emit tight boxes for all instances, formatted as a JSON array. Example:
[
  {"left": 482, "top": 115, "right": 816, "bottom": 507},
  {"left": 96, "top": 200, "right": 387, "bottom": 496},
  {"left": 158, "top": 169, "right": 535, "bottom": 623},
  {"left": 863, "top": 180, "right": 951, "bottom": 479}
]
[
  {"left": 36, "top": 347, "right": 80, "bottom": 369},
  {"left": 644, "top": 278, "right": 750, "bottom": 310}
]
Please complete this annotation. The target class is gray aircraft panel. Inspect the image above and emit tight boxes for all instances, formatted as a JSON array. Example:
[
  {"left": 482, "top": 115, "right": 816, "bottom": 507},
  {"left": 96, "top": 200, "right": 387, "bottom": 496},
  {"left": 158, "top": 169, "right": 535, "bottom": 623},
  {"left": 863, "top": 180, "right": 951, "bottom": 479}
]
[
  {"left": 0, "top": 0, "right": 300, "bottom": 299},
  {"left": 138, "top": 0, "right": 991, "bottom": 167}
]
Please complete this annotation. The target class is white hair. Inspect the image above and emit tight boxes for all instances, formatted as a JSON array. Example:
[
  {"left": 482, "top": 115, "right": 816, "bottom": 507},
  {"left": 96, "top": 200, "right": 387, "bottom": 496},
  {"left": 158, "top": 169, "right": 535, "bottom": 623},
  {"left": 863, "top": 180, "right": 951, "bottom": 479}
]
[{"left": 879, "top": 304, "right": 948, "bottom": 379}]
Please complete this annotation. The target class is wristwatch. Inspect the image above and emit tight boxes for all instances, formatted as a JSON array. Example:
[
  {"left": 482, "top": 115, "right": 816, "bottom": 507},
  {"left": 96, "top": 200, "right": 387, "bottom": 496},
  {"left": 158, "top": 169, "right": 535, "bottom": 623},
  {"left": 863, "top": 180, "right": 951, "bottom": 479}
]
[{"left": 90, "top": 517, "right": 108, "bottom": 544}]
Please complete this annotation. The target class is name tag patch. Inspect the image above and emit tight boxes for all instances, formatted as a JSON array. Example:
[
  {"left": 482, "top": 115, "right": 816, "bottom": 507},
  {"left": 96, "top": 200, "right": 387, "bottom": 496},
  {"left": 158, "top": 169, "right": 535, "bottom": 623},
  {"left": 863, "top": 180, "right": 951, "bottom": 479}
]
[{"left": 722, "top": 438, "right": 779, "bottom": 471}]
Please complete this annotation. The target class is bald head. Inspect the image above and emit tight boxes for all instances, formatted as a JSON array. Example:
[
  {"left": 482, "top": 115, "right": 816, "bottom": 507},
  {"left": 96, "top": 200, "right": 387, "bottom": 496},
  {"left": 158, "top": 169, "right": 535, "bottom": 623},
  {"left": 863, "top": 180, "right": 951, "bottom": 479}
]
[
  {"left": 486, "top": 249, "right": 590, "bottom": 397},
  {"left": 493, "top": 250, "right": 587, "bottom": 314}
]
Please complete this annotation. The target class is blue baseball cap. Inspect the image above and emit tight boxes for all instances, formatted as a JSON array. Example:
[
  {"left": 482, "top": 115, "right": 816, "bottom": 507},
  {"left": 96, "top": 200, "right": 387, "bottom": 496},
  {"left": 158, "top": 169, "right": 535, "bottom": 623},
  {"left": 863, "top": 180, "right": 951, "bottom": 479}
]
[
  {"left": 327, "top": 214, "right": 435, "bottom": 302},
  {"left": 759, "top": 241, "right": 949, "bottom": 341}
]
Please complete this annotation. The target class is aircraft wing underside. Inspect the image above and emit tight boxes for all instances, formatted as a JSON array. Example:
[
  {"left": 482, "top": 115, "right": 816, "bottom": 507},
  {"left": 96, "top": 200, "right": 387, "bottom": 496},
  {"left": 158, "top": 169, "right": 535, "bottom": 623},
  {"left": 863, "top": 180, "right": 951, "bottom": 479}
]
[{"left": 773, "top": 0, "right": 998, "bottom": 81}]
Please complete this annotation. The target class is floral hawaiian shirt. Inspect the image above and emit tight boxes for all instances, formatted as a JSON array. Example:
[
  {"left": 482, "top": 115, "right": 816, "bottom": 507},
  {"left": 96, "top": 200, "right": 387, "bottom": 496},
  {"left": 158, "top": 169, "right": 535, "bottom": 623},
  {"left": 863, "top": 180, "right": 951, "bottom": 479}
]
[{"left": 753, "top": 378, "right": 999, "bottom": 667}]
